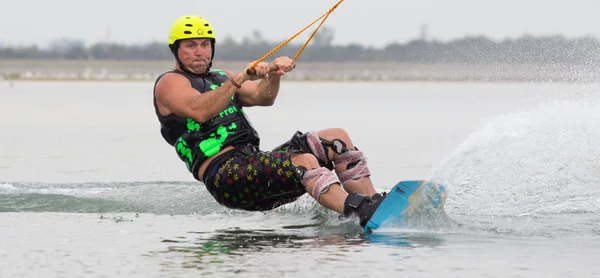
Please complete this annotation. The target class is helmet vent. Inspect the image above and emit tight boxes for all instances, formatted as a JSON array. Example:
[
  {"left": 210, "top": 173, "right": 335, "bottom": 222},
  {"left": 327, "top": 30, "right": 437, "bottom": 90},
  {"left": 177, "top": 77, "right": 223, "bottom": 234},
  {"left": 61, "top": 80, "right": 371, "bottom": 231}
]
[
  {"left": 184, "top": 31, "right": 192, "bottom": 34},
  {"left": 204, "top": 23, "right": 209, "bottom": 26},
  {"left": 185, "top": 24, "right": 193, "bottom": 27},
  {"left": 208, "top": 31, "right": 213, "bottom": 34}
]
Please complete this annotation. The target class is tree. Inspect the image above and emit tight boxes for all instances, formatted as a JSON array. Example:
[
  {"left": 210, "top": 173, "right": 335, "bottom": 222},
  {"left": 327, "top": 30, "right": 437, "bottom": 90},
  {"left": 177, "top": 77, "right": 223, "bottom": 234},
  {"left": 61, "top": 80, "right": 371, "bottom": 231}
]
[{"left": 312, "top": 26, "right": 335, "bottom": 47}]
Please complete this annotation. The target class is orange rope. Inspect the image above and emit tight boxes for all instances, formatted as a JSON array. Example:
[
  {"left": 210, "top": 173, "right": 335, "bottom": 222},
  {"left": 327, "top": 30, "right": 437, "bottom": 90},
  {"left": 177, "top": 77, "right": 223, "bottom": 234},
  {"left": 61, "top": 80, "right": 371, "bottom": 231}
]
[
  {"left": 248, "top": 0, "right": 344, "bottom": 70},
  {"left": 293, "top": 6, "right": 336, "bottom": 61}
]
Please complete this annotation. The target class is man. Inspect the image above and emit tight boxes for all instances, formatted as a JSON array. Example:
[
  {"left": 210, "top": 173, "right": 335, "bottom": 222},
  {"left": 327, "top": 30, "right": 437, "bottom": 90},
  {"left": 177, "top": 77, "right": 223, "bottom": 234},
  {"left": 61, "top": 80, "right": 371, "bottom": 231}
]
[{"left": 153, "top": 15, "right": 387, "bottom": 228}]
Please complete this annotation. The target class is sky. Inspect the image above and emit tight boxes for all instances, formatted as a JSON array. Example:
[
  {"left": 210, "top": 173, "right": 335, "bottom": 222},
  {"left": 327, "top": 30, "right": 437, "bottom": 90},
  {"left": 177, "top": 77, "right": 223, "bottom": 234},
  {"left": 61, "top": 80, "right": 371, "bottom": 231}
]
[{"left": 1, "top": 0, "right": 598, "bottom": 48}]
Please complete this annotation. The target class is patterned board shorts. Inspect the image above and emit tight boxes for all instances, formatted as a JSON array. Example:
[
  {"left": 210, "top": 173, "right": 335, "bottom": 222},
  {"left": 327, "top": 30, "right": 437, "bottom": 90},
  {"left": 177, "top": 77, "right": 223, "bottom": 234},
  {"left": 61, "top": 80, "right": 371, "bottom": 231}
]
[{"left": 203, "top": 141, "right": 307, "bottom": 211}]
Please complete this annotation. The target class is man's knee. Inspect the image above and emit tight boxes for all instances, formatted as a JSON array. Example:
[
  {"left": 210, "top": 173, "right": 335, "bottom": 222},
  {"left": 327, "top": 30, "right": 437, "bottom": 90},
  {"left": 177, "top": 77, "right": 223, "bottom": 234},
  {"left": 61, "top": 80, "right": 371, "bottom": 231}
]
[
  {"left": 334, "top": 148, "right": 371, "bottom": 184},
  {"left": 290, "top": 153, "right": 320, "bottom": 179},
  {"left": 289, "top": 131, "right": 333, "bottom": 169},
  {"left": 326, "top": 127, "right": 350, "bottom": 138},
  {"left": 290, "top": 153, "right": 341, "bottom": 201},
  {"left": 322, "top": 129, "right": 370, "bottom": 184}
]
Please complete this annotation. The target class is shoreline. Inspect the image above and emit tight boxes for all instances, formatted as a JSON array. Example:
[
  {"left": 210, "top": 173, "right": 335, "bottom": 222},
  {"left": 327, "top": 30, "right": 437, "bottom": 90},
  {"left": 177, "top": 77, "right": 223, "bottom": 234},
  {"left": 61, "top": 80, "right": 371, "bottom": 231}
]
[
  {"left": 0, "top": 76, "right": 590, "bottom": 83},
  {"left": 1, "top": 59, "right": 597, "bottom": 83}
]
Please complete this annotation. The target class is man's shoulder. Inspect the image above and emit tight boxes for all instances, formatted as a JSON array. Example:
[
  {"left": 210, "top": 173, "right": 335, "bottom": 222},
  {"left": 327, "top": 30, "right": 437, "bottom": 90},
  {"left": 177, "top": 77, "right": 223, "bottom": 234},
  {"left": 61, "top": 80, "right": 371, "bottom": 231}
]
[
  {"left": 155, "top": 70, "right": 191, "bottom": 94},
  {"left": 157, "top": 70, "right": 188, "bottom": 84},
  {"left": 158, "top": 69, "right": 185, "bottom": 79}
]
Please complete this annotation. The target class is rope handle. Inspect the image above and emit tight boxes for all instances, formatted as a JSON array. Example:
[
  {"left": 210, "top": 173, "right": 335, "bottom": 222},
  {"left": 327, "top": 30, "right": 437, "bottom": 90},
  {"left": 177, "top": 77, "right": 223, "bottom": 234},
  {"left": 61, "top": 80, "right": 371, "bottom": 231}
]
[{"left": 246, "top": 0, "right": 344, "bottom": 75}]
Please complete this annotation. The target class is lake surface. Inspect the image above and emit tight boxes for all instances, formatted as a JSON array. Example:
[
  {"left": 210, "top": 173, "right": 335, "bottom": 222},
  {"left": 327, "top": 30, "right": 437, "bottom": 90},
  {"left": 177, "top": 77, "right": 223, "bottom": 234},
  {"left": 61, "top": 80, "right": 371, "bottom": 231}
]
[{"left": 1, "top": 79, "right": 599, "bottom": 277}]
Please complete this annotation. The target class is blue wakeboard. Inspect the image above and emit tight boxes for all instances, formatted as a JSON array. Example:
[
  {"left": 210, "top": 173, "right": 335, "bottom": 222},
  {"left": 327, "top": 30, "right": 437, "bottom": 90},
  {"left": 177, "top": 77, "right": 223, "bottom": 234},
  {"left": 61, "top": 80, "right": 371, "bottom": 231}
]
[{"left": 363, "top": 180, "right": 447, "bottom": 234}]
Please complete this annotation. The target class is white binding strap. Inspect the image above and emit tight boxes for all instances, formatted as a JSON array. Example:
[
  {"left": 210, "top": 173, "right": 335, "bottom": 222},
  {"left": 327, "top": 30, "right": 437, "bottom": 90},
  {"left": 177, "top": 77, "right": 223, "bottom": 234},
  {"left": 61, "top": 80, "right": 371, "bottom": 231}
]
[
  {"left": 306, "top": 131, "right": 329, "bottom": 163},
  {"left": 335, "top": 149, "right": 371, "bottom": 184},
  {"left": 302, "top": 167, "right": 340, "bottom": 202}
]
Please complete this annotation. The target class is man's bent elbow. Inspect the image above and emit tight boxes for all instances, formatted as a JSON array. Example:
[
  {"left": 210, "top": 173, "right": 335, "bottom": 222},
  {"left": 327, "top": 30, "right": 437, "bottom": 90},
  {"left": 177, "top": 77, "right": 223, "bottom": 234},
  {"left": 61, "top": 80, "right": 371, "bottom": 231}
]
[
  {"left": 263, "top": 98, "right": 276, "bottom": 106},
  {"left": 257, "top": 95, "right": 276, "bottom": 106},
  {"left": 185, "top": 107, "right": 213, "bottom": 123}
]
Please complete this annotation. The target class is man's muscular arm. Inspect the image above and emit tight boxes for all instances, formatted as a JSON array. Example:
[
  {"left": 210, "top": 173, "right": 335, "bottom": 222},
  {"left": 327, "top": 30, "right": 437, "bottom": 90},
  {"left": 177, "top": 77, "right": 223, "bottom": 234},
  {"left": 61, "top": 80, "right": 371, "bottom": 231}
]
[
  {"left": 155, "top": 72, "right": 247, "bottom": 122},
  {"left": 230, "top": 57, "right": 294, "bottom": 107}
]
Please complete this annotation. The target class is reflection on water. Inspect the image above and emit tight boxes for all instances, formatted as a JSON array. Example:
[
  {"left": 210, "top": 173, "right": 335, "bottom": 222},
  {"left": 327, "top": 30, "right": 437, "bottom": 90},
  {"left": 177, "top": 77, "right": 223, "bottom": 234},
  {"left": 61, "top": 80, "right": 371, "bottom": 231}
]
[
  {"left": 152, "top": 203, "right": 456, "bottom": 274},
  {"left": 366, "top": 232, "right": 445, "bottom": 248},
  {"left": 158, "top": 228, "right": 365, "bottom": 268},
  {"left": 155, "top": 225, "right": 447, "bottom": 272}
]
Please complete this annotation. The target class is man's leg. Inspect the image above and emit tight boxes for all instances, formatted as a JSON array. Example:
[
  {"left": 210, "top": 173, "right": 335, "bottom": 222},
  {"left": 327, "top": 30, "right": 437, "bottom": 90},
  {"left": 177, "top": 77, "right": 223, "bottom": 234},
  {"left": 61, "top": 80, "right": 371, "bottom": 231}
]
[
  {"left": 316, "top": 128, "right": 377, "bottom": 196},
  {"left": 290, "top": 153, "right": 347, "bottom": 213},
  {"left": 286, "top": 129, "right": 388, "bottom": 227},
  {"left": 287, "top": 128, "right": 378, "bottom": 196},
  {"left": 291, "top": 152, "right": 386, "bottom": 227},
  {"left": 205, "top": 148, "right": 310, "bottom": 211}
]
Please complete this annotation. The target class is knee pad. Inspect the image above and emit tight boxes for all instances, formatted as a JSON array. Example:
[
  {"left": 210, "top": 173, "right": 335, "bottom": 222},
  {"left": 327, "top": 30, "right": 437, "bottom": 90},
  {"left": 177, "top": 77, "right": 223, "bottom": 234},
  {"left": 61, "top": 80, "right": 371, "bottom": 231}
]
[
  {"left": 294, "top": 165, "right": 340, "bottom": 202},
  {"left": 289, "top": 131, "right": 333, "bottom": 169},
  {"left": 334, "top": 148, "right": 371, "bottom": 184}
]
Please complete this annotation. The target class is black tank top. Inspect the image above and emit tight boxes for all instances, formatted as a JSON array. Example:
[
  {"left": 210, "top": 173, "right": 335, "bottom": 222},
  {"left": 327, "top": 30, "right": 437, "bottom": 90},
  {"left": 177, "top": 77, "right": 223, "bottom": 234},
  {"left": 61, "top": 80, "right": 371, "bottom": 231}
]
[{"left": 153, "top": 69, "right": 261, "bottom": 180}]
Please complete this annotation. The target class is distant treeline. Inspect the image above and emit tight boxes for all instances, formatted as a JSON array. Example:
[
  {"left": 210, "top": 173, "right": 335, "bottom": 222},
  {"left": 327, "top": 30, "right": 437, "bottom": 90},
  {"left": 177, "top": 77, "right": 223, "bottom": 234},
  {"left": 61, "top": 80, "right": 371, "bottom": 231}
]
[{"left": 1, "top": 32, "right": 599, "bottom": 65}]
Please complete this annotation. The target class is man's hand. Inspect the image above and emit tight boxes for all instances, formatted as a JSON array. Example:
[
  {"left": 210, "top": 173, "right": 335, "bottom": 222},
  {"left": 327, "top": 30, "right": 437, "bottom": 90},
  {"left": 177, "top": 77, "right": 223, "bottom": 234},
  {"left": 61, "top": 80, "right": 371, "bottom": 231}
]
[
  {"left": 270, "top": 56, "right": 295, "bottom": 76},
  {"left": 244, "top": 57, "right": 296, "bottom": 80},
  {"left": 244, "top": 61, "right": 273, "bottom": 80}
]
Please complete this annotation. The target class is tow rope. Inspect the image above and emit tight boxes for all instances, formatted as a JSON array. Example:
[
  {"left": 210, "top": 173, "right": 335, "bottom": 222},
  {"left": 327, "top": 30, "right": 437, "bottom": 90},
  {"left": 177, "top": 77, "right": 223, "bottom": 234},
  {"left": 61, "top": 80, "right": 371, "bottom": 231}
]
[{"left": 246, "top": 0, "right": 344, "bottom": 74}]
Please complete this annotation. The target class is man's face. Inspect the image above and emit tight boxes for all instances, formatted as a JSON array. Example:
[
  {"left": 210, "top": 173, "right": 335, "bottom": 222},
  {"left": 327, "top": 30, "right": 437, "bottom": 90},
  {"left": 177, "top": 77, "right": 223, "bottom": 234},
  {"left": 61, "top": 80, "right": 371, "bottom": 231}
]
[{"left": 177, "top": 38, "right": 212, "bottom": 74}]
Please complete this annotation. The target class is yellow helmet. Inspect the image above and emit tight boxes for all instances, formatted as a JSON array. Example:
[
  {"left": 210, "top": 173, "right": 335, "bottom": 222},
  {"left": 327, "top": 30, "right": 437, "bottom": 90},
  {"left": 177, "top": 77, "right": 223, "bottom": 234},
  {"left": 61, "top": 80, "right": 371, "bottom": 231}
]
[{"left": 168, "top": 15, "right": 216, "bottom": 45}]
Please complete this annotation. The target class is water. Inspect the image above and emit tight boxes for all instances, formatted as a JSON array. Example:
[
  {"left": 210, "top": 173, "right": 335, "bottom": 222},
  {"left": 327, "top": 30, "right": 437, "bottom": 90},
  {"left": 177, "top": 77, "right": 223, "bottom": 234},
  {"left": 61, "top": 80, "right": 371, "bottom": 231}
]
[{"left": 1, "top": 79, "right": 600, "bottom": 277}]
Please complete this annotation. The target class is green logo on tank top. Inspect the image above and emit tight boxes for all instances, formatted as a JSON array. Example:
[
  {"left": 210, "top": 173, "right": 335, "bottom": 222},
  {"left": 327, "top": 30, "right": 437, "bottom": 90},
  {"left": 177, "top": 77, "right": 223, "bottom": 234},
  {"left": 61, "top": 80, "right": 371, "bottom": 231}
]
[
  {"left": 209, "top": 69, "right": 226, "bottom": 90},
  {"left": 186, "top": 118, "right": 200, "bottom": 132},
  {"left": 185, "top": 71, "right": 243, "bottom": 159},
  {"left": 199, "top": 123, "right": 237, "bottom": 157},
  {"left": 209, "top": 70, "right": 235, "bottom": 100},
  {"left": 212, "top": 69, "right": 227, "bottom": 76},
  {"left": 175, "top": 138, "right": 193, "bottom": 171}
]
